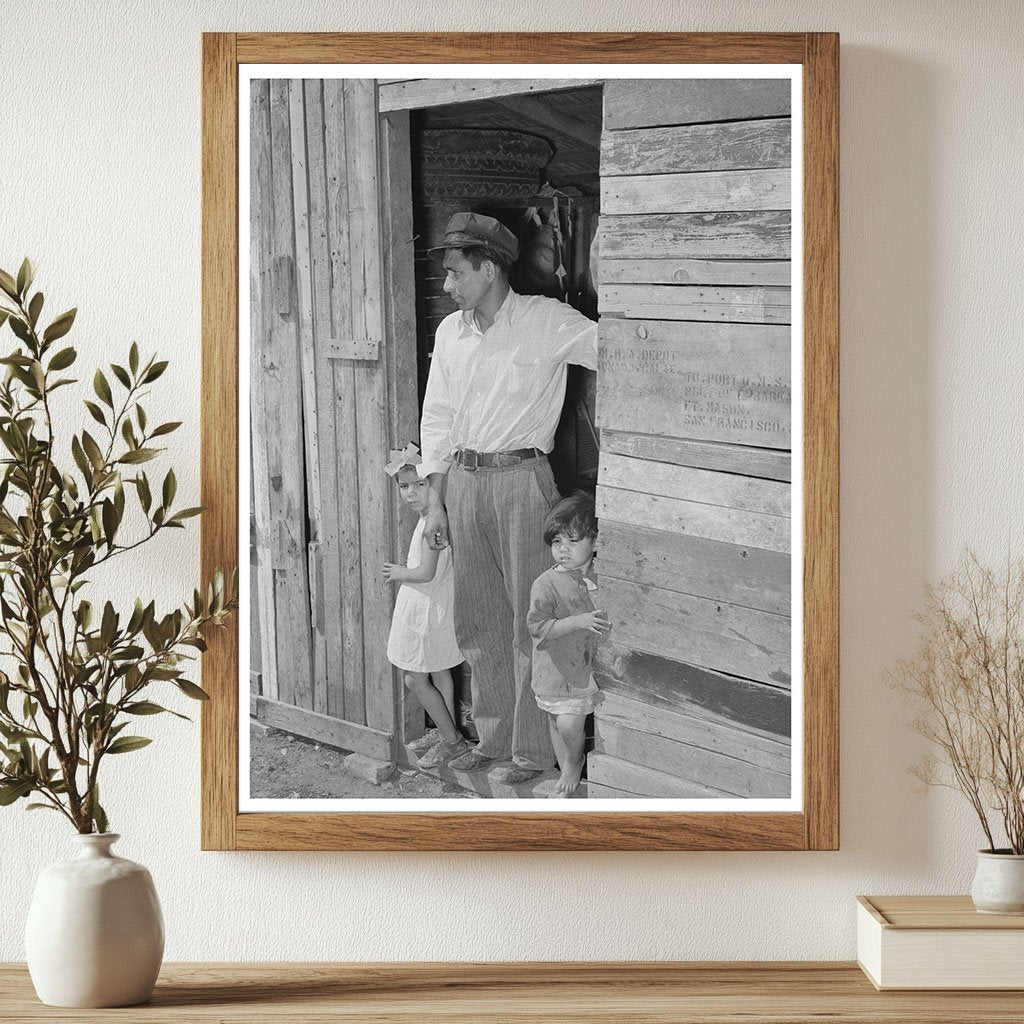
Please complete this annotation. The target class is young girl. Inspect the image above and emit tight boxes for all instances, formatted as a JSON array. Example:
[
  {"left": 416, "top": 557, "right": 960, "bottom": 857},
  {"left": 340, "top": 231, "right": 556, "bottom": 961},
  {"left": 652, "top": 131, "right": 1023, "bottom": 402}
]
[
  {"left": 383, "top": 443, "right": 467, "bottom": 769},
  {"left": 526, "top": 493, "right": 610, "bottom": 796}
]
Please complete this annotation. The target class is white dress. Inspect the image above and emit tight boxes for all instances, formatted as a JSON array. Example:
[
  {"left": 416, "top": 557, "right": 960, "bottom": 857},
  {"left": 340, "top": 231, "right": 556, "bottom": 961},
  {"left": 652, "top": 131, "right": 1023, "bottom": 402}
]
[{"left": 386, "top": 517, "right": 463, "bottom": 673}]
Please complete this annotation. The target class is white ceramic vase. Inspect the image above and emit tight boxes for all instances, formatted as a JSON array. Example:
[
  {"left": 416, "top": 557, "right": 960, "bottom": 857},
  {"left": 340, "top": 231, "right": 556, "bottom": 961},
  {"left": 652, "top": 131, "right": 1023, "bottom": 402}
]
[
  {"left": 970, "top": 850, "right": 1024, "bottom": 915},
  {"left": 25, "top": 833, "right": 164, "bottom": 1007}
]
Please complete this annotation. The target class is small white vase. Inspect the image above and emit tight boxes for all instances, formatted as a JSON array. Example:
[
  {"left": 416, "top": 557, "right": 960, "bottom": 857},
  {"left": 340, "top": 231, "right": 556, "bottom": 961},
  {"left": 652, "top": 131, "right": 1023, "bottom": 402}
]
[
  {"left": 970, "top": 849, "right": 1024, "bottom": 915},
  {"left": 25, "top": 833, "right": 164, "bottom": 1007}
]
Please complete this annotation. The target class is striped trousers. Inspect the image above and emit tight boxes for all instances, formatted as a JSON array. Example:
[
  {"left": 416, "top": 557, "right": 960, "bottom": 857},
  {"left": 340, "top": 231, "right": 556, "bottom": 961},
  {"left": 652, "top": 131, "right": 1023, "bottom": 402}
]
[{"left": 446, "top": 457, "right": 561, "bottom": 770}]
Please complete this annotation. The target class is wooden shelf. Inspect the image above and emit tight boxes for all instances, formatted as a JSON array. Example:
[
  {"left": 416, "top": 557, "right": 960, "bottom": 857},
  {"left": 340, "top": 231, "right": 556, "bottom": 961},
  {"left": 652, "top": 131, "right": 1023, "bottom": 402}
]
[{"left": 3, "top": 962, "right": 1024, "bottom": 1022}]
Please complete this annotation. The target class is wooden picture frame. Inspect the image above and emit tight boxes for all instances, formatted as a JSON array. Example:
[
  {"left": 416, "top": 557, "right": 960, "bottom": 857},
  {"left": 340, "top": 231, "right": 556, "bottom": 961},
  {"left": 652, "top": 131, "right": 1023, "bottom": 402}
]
[{"left": 201, "top": 32, "right": 838, "bottom": 851}]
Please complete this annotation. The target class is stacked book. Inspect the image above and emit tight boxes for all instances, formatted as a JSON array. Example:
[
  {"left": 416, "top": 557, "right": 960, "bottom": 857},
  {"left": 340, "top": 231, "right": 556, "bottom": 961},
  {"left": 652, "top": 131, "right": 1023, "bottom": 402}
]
[{"left": 857, "top": 895, "right": 1024, "bottom": 989}]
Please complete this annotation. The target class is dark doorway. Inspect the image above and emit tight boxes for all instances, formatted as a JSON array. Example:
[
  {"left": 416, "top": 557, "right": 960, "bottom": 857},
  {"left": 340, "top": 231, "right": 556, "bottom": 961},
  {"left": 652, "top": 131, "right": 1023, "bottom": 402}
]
[{"left": 407, "top": 84, "right": 603, "bottom": 495}]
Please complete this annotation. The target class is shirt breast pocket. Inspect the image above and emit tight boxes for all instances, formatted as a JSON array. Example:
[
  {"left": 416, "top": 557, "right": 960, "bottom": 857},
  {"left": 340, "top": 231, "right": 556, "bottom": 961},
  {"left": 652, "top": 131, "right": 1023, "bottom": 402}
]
[{"left": 509, "top": 352, "right": 553, "bottom": 399}]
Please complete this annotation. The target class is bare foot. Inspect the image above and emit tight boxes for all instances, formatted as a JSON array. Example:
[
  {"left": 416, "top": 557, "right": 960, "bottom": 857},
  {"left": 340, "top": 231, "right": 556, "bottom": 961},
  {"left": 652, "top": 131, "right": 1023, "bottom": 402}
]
[{"left": 555, "top": 757, "right": 585, "bottom": 795}]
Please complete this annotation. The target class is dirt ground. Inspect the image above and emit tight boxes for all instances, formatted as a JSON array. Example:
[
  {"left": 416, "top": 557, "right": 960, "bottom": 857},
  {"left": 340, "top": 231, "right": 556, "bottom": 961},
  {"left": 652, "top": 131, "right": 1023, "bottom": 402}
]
[{"left": 248, "top": 724, "right": 479, "bottom": 799}]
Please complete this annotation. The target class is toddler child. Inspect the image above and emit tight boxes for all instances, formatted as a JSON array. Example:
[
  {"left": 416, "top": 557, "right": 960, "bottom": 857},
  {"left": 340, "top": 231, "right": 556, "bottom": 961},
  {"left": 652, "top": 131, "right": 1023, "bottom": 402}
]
[
  {"left": 383, "top": 443, "right": 467, "bottom": 769},
  {"left": 526, "top": 492, "right": 609, "bottom": 796}
]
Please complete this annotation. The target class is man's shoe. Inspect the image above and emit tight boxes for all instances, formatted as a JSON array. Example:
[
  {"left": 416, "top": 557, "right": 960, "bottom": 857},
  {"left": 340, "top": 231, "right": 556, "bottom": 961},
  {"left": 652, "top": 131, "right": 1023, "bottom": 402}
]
[
  {"left": 448, "top": 747, "right": 498, "bottom": 772},
  {"left": 416, "top": 737, "right": 469, "bottom": 770},
  {"left": 492, "top": 765, "right": 545, "bottom": 785}
]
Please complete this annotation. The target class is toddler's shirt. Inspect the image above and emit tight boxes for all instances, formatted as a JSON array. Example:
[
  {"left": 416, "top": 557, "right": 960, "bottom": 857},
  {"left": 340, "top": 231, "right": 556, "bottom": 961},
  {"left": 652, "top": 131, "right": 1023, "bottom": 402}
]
[{"left": 527, "top": 564, "right": 602, "bottom": 701}]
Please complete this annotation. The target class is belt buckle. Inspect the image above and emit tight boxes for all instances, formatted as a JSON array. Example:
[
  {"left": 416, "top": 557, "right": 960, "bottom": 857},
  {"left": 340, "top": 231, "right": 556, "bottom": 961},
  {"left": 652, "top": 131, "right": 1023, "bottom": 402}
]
[{"left": 462, "top": 448, "right": 478, "bottom": 472}]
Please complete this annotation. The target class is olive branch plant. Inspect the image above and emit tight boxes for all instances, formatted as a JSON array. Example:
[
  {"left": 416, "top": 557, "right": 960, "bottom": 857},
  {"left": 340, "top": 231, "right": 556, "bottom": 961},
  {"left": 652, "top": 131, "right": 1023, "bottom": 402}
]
[
  {"left": 894, "top": 551, "right": 1024, "bottom": 854},
  {"left": 0, "top": 259, "right": 236, "bottom": 834}
]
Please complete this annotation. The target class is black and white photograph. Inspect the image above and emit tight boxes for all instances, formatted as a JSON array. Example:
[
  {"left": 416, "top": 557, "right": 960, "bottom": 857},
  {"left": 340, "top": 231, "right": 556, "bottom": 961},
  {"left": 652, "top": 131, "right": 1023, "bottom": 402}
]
[{"left": 242, "top": 67, "right": 800, "bottom": 809}]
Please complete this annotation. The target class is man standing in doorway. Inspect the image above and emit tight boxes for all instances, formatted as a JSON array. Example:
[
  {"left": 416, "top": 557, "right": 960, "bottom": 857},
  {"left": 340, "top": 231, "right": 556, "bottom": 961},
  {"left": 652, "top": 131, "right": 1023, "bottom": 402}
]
[{"left": 418, "top": 211, "right": 598, "bottom": 785}]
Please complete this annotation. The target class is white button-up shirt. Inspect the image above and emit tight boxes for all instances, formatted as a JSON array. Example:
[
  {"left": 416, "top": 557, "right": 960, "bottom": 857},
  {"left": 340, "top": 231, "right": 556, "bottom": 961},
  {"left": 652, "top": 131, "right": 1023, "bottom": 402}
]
[{"left": 419, "top": 289, "right": 598, "bottom": 477}]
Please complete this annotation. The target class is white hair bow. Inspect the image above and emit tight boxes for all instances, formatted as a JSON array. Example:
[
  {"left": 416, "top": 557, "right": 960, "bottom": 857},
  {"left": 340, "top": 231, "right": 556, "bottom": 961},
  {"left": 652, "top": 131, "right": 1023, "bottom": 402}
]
[{"left": 384, "top": 441, "right": 422, "bottom": 477}]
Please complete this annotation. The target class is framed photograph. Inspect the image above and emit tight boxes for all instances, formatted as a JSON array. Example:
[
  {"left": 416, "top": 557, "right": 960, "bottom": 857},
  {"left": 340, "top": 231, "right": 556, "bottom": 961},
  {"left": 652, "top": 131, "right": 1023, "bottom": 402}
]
[{"left": 201, "top": 32, "right": 838, "bottom": 850}]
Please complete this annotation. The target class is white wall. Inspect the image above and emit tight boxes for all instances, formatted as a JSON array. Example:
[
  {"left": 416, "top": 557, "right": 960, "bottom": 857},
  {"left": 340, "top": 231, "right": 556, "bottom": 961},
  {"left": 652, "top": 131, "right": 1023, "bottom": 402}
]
[{"left": 2, "top": 0, "right": 1022, "bottom": 961}]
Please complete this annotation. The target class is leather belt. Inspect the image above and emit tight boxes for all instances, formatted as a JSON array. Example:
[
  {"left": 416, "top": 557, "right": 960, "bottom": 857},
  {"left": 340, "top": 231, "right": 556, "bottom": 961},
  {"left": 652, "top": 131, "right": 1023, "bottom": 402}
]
[{"left": 452, "top": 447, "right": 544, "bottom": 471}]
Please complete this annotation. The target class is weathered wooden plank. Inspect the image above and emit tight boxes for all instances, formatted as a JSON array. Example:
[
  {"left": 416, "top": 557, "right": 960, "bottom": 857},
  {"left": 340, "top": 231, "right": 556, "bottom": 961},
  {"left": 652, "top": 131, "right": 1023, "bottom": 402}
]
[
  {"left": 274, "top": 563, "right": 315, "bottom": 709},
  {"left": 594, "top": 719, "right": 788, "bottom": 798},
  {"left": 249, "top": 505, "right": 263, "bottom": 684},
  {"left": 601, "top": 118, "right": 791, "bottom": 176},
  {"left": 603, "top": 168, "right": 790, "bottom": 216},
  {"left": 601, "top": 258, "right": 791, "bottom": 287},
  {"left": 597, "top": 485, "right": 790, "bottom": 553},
  {"left": 380, "top": 109, "right": 423, "bottom": 747},
  {"left": 604, "top": 78, "right": 791, "bottom": 130},
  {"left": 597, "top": 318, "right": 791, "bottom": 449},
  {"left": 379, "top": 108, "right": 420, "bottom": 505},
  {"left": 599, "top": 452, "right": 790, "bottom": 516},
  {"left": 347, "top": 80, "right": 383, "bottom": 356},
  {"left": 378, "top": 78, "right": 603, "bottom": 112},
  {"left": 333, "top": 360, "right": 366, "bottom": 726},
  {"left": 587, "top": 752, "right": 732, "bottom": 798},
  {"left": 290, "top": 82, "right": 323, "bottom": 526},
  {"left": 253, "top": 696, "right": 393, "bottom": 762},
  {"left": 265, "top": 78, "right": 314, "bottom": 708},
  {"left": 306, "top": 541, "right": 326, "bottom": 714},
  {"left": 597, "top": 520, "right": 790, "bottom": 615},
  {"left": 598, "top": 576, "right": 791, "bottom": 687},
  {"left": 594, "top": 642, "right": 791, "bottom": 739},
  {"left": 346, "top": 78, "right": 393, "bottom": 735},
  {"left": 600, "top": 429, "right": 791, "bottom": 482},
  {"left": 299, "top": 79, "right": 343, "bottom": 718},
  {"left": 249, "top": 80, "right": 279, "bottom": 703},
  {"left": 596, "top": 690, "right": 790, "bottom": 777},
  {"left": 599, "top": 283, "right": 790, "bottom": 324},
  {"left": 308, "top": 100, "right": 348, "bottom": 713},
  {"left": 323, "top": 337, "right": 379, "bottom": 361},
  {"left": 290, "top": 80, "right": 328, "bottom": 714},
  {"left": 270, "top": 254, "right": 294, "bottom": 313},
  {"left": 323, "top": 78, "right": 365, "bottom": 725},
  {"left": 253, "top": 546, "right": 277, "bottom": 701},
  {"left": 599, "top": 211, "right": 790, "bottom": 260},
  {"left": 585, "top": 780, "right": 645, "bottom": 799}
]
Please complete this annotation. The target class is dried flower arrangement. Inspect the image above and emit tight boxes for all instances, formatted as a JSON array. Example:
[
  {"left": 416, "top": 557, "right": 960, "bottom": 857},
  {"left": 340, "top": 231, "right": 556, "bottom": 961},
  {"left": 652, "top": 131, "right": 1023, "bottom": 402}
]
[{"left": 894, "top": 552, "right": 1024, "bottom": 854}]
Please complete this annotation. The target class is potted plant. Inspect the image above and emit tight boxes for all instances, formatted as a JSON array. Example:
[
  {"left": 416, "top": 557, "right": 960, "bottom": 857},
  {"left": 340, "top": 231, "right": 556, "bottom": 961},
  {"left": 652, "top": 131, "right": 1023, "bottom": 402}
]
[
  {"left": 0, "top": 259, "right": 237, "bottom": 1005},
  {"left": 894, "top": 551, "right": 1024, "bottom": 914}
]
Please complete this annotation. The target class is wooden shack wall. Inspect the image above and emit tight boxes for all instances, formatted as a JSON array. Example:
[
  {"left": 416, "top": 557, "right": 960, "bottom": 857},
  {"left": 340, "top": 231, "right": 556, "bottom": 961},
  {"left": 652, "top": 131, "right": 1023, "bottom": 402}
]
[{"left": 592, "top": 79, "right": 794, "bottom": 799}]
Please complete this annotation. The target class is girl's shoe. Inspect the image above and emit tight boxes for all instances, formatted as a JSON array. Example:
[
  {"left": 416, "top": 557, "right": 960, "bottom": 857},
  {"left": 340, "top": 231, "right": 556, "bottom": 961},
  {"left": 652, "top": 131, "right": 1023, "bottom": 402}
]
[
  {"left": 417, "top": 737, "right": 470, "bottom": 770},
  {"left": 408, "top": 727, "right": 442, "bottom": 753}
]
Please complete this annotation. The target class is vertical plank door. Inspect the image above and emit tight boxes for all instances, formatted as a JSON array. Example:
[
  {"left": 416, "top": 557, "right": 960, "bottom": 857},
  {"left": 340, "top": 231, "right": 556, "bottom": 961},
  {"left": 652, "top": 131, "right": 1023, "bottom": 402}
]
[
  {"left": 592, "top": 78, "right": 794, "bottom": 800},
  {"left": 250, "top": 79, "right": 313, "bottom": 714},
  {"left": 249, "top": 78, "right": 394, "bottom": 762}
]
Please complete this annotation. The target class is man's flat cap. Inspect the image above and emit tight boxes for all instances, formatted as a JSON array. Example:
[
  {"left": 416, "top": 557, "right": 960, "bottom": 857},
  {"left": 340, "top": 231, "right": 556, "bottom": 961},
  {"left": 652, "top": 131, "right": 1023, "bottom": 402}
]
[{"left": 428, "top": 211, "right": 519, "bottom": 263}]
